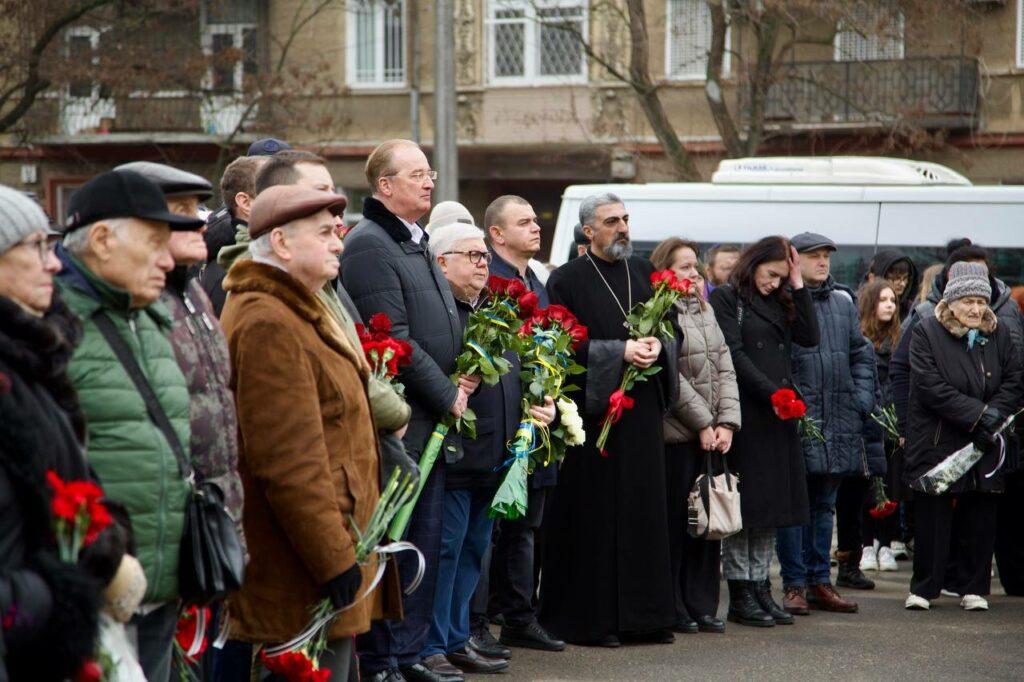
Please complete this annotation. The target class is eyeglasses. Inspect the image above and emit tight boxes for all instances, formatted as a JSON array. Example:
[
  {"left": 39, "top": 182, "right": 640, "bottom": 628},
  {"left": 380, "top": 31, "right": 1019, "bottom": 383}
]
[
  {"left": 20, "top": 236, "right": 58, "bottom": 262},
  {"left": 443, "top": 250, "right": 492, "bottom": 265},
  {"left": 385, "top": 169, "right": 438, "bottom": 182}
]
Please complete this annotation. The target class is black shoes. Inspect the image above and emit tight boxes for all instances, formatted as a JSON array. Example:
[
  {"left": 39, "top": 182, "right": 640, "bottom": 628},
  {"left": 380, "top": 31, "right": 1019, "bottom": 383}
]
[
  {"left": 447, "top": 647, "right": 510, "bottom": 674},
  {"left": 673, "top": 608, "right": 698, "bottom": 634},
  {"left": 499, "top": 622, "right": 566, "bottom": 652},
  {"left": 696, "top": 615, "right": 726, "bottom": 633},
  {"left": 753, "top": 579, "right": 795, "bottom": 625},
  {"left": 726, "top": 580, "right": 775, "bottom": 627},
  {"left": 469, "top": 628, "right": 512, "bottom": 659},
  {"left": 836, "top": 552, "right": 876, "bottom": 590},
  {"left": 367, "top": 670, "right": 407, "bottom": 682},
  {"left": 401, "top": 657, "right": 463, "bottom": 682}
]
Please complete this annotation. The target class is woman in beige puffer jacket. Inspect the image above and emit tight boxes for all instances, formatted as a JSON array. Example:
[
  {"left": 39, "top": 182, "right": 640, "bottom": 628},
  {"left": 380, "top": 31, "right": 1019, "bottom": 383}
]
[{"left": 652, "top": 238, "right": 741, "bottom": 634}]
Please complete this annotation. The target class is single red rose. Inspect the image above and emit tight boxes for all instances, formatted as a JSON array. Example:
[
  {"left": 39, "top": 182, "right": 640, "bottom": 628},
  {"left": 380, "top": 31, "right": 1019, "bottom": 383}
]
[
  {"left": 486, "top": 275, "right": 513, "bottom": 296},
  {"left": 74, "top": 659, "right": 103, "bottom": 682},
  {"left": 771, "top": 389, "right": 797, "bottom": 409},
  {"left": 368, "top": 313, "right": 392, "bottom": 336},
  {"left": 506, "top": 279, "right": 528, "bottom": 299},
  {"left": 545, "top": 304, "right": 572, "bottom": 325},
  {"left": 650, "top": 270, "right": 675, "bottom": 288},
  {"left": 517, "top": 291, "right": 539, "bottom": 318},
  {"left": 569, "top": 323, "right": 589, "bottom": 348},
  {"left": 672, "top": 278, "right": 694, "bottom": 294}
]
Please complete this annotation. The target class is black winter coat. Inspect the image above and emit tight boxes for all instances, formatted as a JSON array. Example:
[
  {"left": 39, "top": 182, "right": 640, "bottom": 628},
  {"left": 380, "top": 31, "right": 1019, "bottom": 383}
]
[
  {"left": 0, "top": 294, "right": 104, "bottom": 681},
  {"left": 709, "top": 284, "right": 820, "bottom": 528},
  {"left": 905, "top": 303, "right": 1024, "bottom": 494},
  {"left": 340, "top": 197, "right": 464, "bottom": 459}
]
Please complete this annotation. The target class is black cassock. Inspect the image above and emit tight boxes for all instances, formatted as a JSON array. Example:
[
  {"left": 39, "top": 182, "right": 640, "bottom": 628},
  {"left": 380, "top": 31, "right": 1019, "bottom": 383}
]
[{"left": 538, "top": 252, "right": 676, "bottom": 642}]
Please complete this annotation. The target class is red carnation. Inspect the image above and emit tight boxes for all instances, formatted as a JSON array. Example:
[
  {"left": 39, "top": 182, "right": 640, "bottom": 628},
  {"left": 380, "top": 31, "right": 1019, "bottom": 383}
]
[
  {"left": 789, "top": 399, "right": 807, "bottom": 419},
  {"left": 517, "top": 291, "right": 539, "bottom": 318},
  {"left": 368, "top": 313, "right": 392, "bottom": 336},
  {"left": 175, "top": 606, "right": 210, "bottom": 662},
  {"left": 354, "top": 323, "right": 371, "bottom": 343},
  {"left": 771, "top": 388, "right": 797, "bottom": 410},
  {"left": 74, "top": 660, "right": 103, "bottom": 682}
]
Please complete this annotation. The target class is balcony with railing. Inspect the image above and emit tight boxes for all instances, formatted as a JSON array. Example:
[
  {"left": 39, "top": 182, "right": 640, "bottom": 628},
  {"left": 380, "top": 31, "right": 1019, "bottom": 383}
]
[{"left": 742, "top": 56, "right": 979, "bottom": 131}]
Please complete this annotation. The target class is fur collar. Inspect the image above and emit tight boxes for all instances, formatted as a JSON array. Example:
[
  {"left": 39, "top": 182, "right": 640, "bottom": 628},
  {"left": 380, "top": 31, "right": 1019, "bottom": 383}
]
[
  {"left": 935, "top": 299, "right": 998, "bottom": 338},
  {"left": 363, "top": 196, "right": 417, "bottom": 244},
  {"left": 223, "top": 260, "right": 367, "bottom": 378}
]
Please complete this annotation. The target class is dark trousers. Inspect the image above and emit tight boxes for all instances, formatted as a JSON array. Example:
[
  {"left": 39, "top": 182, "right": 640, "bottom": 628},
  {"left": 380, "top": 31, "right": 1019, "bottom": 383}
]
[
  {"left": 487, "top": 485, "right": 548, "bottom": 627},
  {"left": 664, "top": 442, "right": 721, "bottom": 620},
  {"left": 777, "top": 475, "right": 841, "bottom": 588},
  {"left": 200, "top": 605, "right": 253, "bottom": 682},
  {"left": 357, "top": 463, "right": 446, "bottom": 674},
  {"left": 130, "top": 602, "right": 178, "bottom": 682},
  {"left": 911, "top": 491, "right": 998, "bottom": 599},
  {"left": 835, "top": 476, "right": 869, "bottom": 553},
  {"left": 996, "top": 471, "right": 1024, "bottom": 595}
]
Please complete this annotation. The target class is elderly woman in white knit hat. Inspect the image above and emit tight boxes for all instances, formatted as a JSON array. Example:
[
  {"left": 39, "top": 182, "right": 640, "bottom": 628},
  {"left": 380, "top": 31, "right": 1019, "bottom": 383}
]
[
  {"left": 903, "top": 261, "right": 1024, "bottom": 613},
  {"left": 421, "top": 220, "right": 554, "bottom": 677},
  {"left": 0, "top": 185, "right": 147, "bottom": 680}
]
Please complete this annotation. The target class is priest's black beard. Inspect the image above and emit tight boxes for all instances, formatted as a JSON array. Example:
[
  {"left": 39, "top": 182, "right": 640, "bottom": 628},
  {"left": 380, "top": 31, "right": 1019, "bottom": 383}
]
[{"left": 606, "top": 238, "right": 633, "bottom": 261}]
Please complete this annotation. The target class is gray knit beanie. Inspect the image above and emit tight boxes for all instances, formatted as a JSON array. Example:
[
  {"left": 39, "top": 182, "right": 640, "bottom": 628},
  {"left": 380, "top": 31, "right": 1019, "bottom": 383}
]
[
  {"left": 0, "top": 184, "right": 50, "bottom": 256},
  {"left": 943, "top": 261, "right": 991, "bottom": 303}
]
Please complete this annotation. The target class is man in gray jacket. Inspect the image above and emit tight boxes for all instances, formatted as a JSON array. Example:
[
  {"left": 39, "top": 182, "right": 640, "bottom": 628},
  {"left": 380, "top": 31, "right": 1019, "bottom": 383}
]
[
  {"left": 778, "top": 232, "right": 877, "bottom": 616},
  {"left": 343, "top": 139, "right": 478, "bottom": 682}
]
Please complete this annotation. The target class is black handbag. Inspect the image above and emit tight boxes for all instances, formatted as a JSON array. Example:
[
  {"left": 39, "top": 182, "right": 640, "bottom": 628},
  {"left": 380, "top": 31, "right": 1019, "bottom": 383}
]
[{"left": 94, "top": 312, "right": 244, "bottom": 605}]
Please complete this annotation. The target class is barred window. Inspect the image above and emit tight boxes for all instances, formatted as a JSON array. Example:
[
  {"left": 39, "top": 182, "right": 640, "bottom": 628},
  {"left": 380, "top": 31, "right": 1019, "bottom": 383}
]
[
  {"left": 488, "top": 0, "right": 587, "bottom": 84},
  {"left": 348, "top": 0, "right": 406, "bottom": 88},
  {"left": 835, "top": 0, "right": 904, "bottom": 62},
  {"left": 665, "top": 0, "right": 728, "bottom": 80}
]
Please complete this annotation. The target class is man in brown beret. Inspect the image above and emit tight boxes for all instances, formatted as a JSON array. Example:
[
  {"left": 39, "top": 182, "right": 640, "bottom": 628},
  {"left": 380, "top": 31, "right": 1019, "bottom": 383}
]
[{"left": 220, "top": 185, "right": 388, "bottom": 679}]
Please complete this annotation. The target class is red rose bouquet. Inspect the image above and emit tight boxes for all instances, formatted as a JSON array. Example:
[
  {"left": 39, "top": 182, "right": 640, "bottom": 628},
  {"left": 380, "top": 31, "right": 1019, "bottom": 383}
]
[
  {"left": 46, "top": 470, "right": 112, "bottom": 562},
  {"left": 594, "top": 269, "right": 693, "bottom": 455},
  {"left": 489, "top": 303, "right": 588, "bottom": 520},
  {"left": 390, "top": 275, "right": 523, "bottom": 538},
  {"left": 355, "top": 313, "right": 413, "bottom": 395},
  {"left": 770, "top": 388, "right": 824, "bottom": 442}
]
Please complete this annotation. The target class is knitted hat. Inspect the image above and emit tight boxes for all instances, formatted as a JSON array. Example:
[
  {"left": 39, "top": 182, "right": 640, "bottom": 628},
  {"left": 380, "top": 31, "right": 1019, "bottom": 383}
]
[
  {"left": 943, "top": 261, "right": 991, "bottom": 303},
  {"left": 0, "top": 184, "right": 50, "bottom": 256},
  {"left": 425, "top": 201, "right": 475, "bottom": 234}
]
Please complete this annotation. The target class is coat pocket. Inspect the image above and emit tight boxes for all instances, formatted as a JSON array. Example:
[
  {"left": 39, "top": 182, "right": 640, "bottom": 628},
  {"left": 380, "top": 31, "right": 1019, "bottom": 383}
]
[{"left": 330, "top": 461, "right": 357, "bottom": 516}]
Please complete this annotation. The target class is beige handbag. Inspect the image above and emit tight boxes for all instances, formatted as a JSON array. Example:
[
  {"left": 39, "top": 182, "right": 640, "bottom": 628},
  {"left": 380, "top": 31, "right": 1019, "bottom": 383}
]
[{"left": 687, "top": 454, "right": 742, "bottom": 540}]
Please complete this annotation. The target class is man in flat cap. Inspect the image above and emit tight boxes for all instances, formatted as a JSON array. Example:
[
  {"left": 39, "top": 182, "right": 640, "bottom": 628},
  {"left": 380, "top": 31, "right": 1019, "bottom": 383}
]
[
  {"left": 221, "top": 185, "right": 394, "bottom": 680},
  {"left": 116, "top": 163, "right": 245, "bottom": 563},
  {"left": 777, "top": 232, "right": 876, "bottom": 617},
  {"left": 57, "top": 169, "right": 202, "bottom": 681}
]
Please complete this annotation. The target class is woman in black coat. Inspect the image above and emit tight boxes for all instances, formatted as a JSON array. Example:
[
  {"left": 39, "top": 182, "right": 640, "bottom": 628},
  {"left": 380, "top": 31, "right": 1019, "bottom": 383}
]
[
  {"left": 709, "top": 237, "right": 819, "bottom": 627},
  {"left": 903, "top": 262, "right": 1023, "bottom": 612},
  {"left": 0, "top": 191, "right": 128, "bottom": 681}
]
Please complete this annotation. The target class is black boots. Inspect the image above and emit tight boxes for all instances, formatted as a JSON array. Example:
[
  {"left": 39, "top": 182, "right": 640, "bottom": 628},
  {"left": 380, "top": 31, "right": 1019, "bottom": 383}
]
[
  {"left": 753, "top": 579, "right": 794, "bottom": 625},
  {"left": 836, "top": 551, "right": 876, "bottom": 590},
  {"left": 726, "top": 580, "right": 774, "bottom": 627}
]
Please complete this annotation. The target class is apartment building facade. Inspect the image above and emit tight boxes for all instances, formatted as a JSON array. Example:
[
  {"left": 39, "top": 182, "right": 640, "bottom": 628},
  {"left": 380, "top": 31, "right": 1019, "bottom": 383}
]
[{"left": 3, "top": 0, "right": 1024, "bottom": 255}]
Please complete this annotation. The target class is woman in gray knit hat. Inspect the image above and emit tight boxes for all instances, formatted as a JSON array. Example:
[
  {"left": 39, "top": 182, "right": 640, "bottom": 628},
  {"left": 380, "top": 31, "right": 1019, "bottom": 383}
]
[{"left": 903, "top": 261, "right": 1024, "bottom": 613}]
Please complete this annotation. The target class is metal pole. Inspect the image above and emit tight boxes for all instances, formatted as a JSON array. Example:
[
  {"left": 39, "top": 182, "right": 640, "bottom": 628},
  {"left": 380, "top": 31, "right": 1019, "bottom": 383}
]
[
  {"left": 434, "top": 0, "right": 458, "bottom": 201},
  {"left": 409, "top": 0, "right": 420, "bottom": 143}
]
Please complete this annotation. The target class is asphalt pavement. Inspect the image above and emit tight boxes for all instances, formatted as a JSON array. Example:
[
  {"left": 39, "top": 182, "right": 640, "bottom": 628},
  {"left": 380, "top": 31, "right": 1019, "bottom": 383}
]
[{"left": 489, "top": 561, "right": 1024, "bottom": 681}]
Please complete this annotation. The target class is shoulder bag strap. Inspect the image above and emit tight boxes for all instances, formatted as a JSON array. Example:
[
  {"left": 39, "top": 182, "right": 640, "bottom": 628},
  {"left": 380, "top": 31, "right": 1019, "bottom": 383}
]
[{"left": 92, "top": 311, "right": 193, "bottom": 481}]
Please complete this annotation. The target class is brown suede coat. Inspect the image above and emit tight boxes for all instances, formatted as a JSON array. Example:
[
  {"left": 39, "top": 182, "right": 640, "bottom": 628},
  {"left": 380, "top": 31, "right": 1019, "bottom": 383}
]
[{"left": 221, "top": 259, "right": 391, "bottom": 643}]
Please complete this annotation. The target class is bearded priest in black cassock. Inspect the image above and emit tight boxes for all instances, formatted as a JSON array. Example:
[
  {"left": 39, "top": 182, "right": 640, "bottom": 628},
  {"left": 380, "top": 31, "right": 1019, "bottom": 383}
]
[{"left": 538, "top": 194, "right": 678, "bottom": 646}]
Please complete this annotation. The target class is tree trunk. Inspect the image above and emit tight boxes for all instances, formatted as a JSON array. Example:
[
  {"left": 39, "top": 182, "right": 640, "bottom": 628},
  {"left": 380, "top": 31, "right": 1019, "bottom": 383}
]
[
  {"left": 625, "top": 0, "right": 702, "bottom": 181},
  {"left": 705, "top": 0, "right": 744, "bottom": 158}
]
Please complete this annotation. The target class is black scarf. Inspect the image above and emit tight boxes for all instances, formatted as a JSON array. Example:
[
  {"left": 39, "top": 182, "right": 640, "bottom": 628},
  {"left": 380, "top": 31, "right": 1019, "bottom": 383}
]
[{"left": 362, "top": 196, "right": 422, "bottom": 244}]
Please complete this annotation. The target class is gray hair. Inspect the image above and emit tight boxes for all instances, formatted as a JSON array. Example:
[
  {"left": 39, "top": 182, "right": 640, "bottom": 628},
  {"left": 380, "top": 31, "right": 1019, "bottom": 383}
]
[
  {"left": 62, "top": 217, "right": 133, "bottom": 257},
  {"left": 428, "top": 222, "right": 486, "bottom": 259},
  {"left": 578, "top": 192, "right": 623, "bottom": 229},
  {"left": 249, "top": 222, "right": 298, "bottom": 261}
]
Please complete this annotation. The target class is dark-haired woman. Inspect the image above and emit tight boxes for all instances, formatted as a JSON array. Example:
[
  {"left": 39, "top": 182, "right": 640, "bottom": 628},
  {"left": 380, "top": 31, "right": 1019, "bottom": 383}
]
[{"left": 709, "top": 237, "right": 819, "bottom": 627}]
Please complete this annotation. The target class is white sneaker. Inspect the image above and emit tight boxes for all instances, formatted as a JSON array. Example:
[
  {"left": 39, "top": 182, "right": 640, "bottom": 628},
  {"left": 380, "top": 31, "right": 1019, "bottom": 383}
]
[
  {"left": 905, "top": 593, "right": 930, "bottom": 610},
  {"left": 961, "top": 594, "right": 989, "bottom": 611},
  {"left": 940, "top": 589, "right": 961, "bottom": 598},
  {"left": 859, "top": 545, "right": 879, "bottom": 571},
  {"left": 877, "top": 547, "right": 898, "bottom": 572},
  {"left": 890, "top": 540, "right": 910, "bottom": 560}
]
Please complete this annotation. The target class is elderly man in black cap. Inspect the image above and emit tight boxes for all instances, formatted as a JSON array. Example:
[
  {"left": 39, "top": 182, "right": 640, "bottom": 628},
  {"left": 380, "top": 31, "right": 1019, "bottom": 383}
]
[
  {"left": 776, "top": 232, "right": 878, "bottom": 617},
  {"left": 58, "top": 170, "right": 202, "bottom": 682}
]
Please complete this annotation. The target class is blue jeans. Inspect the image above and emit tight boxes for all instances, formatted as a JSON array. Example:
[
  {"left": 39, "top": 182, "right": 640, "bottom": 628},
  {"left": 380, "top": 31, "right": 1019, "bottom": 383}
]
[
  {"left": 423, "top": 488, "right": 495, "bottom": 658},
  {"left": 777, "top": 475, "right": 841, "bottom": 589}
]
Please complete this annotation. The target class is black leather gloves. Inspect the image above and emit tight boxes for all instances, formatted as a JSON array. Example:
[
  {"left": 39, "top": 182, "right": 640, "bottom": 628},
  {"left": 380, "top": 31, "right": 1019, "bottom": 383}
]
[
  {"left": 324, "top": 563, "right": 363, "bottom": 609},
  {"left": 973, "top": 407, "right": 1003, "bottom": 450}
]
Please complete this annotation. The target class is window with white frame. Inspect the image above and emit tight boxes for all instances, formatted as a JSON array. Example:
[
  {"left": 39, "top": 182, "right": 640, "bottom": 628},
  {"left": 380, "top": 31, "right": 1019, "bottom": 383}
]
[
  {"left": 488, "top": 0, "right": 587, "bottom": 85},
  {"left": 62, "top": 26, "right": 115, "bottom": 135},
  {"left": 666, "top": 0, "right": 728, "bottom": 80},
  {"left": 347, "top": 0, "right": 406, "bottom": 88},
  {"left": 1017, "top": 0, "right": 1024, "bottom": 68},
  {"left": 834, "top": 0, "right": 904, "bottom": 62},
  {"left": 202, "top": 0, "right": 258, "bottom": 93}
]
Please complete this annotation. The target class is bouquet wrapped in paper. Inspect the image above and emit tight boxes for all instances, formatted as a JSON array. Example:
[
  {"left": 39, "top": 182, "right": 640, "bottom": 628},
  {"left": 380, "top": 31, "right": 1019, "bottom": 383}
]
[
  {"left": 489, "top": 302, "right": 588, "bottom": 520},
  {"left": 389, "top": 276, "right": 523, "bottom": 539},
  {"left": 911, "top": 410, "right": 1020, "bottom": 495}
]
